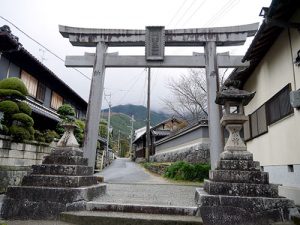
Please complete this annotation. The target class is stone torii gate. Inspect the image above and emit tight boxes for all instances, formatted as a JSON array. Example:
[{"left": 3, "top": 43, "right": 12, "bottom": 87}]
[{"left": 59, "top": 23, "right": 258, "bottom": 170}]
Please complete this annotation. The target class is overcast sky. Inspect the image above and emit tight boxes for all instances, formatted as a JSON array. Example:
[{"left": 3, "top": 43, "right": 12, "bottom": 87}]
[{"left": 0, "top": 0, "right": 271, "bottom": 111}]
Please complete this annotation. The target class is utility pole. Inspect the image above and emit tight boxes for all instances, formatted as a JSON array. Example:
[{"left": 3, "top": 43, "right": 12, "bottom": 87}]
[
  {"left": 117, "top": 130, "right": 120, "bottom": 157},
  {"left": 129, "top": 115, "right": 135, "bottom": 159},
  {"left": 145, "top": 68, "right": 151, "bottom": 162},
  {"left": 105, "top": 93, "right": 112, "bottom": 165}
]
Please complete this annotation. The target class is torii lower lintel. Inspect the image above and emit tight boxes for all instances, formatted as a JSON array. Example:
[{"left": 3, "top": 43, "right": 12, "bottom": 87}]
[{"left": 65, "top": 54, "right": 249, "bottom": 68}]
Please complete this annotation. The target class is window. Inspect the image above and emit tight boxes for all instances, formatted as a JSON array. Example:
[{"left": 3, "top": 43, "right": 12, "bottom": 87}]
[
  {"left": 244, "top": 105, "right": 268, "bottom": 140},
  {"left": 36, "top": 82, "right": 46, "bottom": 102},
  {"left": 266, "top": 84, "right": 293, "bottom": 125},
  {"left": 51, "top": 91, "right": 63, "bottom": 110},
  {"left": 21, "top": 70, "right": 38, "bottom": 97}
]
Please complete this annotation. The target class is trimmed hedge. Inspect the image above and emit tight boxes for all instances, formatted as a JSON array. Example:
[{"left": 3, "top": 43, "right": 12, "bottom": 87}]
[
  {"left": 10, "top": 125, "right": 32, "bottom": 141},
  {"left": 0, "top": 89, "right": 25, "bottom": 100},
  {"left": 17, "top": 101, "right": 32, "bottom": 115},
  {"left": 12, "top": 113, "right": 34, "bottom": 127},
  {"left": 164, "top": 161, "right": 210, "bottom": 182},
  {"left": 0, "top": 100, "right": 19, "bottom": 114},
  {"left": 0, "top": 77, "right": 28, "bottom": 96}
]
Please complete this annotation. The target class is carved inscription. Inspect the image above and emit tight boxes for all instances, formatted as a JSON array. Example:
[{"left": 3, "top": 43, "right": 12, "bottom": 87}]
[{"left": 145, "top": 26, "right": 165, "bottom": 61}]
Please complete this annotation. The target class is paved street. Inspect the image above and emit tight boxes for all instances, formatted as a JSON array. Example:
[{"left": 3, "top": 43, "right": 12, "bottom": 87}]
[
  {"left": 94, "top": 158, "right": 198, "bottom": 207},
  {"left": 95, "top": 157, "right": 169, "bottom": 184}
]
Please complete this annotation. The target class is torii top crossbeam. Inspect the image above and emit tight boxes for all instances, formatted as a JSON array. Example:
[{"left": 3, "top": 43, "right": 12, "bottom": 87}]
[{"left": 59, "top": 23, "right": 258, "bottom": 47}]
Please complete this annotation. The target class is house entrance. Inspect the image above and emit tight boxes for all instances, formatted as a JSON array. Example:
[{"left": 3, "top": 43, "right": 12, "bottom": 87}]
[{"left": 59, "top": 24, "right": 258, "bottom": 170}]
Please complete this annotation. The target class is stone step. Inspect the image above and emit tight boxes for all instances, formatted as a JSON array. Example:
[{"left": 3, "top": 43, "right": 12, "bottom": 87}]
[
  {"left": 209, "top": 170, "right": 269, "bottom": 184},
  {"left": 1, "top": 184, "right": 106, "bottom": 220},
  {"left": 21, "top": 175, "right": 98, "bottom": 187},
  {"left": 203, "top": 180, "right": 279, "bottom": 197},
  {"left": 60, "top": 211, "right": 203, "bottom": 225},
  {"left": 87, "top": 202, "right": 198, "bottom": 216},
  {"left": 32, "top": 164, "right": 93, "bottom": 176},
  {"left": 217, "top": 160, "right": 260, "bottom": 171},
  {"left": 50, "top": 147, "right": 83, "bottom": 157},
  {"left": 4, "top": 184, "right": 106, "bottom": 203},
  {"left": 43, "top": 155, "right": 88, "bottom": 166}
]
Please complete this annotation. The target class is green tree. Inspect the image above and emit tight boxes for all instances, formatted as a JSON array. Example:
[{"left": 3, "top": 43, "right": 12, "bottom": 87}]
[{"left": 0, "top": 78, "right": 34, "bottom": 141}]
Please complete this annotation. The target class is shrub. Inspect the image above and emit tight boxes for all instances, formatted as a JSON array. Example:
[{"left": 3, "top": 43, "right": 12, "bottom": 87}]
[
  {"left": 57, "top": 104, "right": 75, "bottom": 120},
  {"left": 17, "top": 102, "right": 32, "bottom": 115},
  {"left": 44, "top": 130, "right": 59, "bottom": 143},
  {"left": 10, "top": 125, "right": 31, "bottom": 141},
  {"left": 164, "top": 161, "right": 210, "bottom": 182},
  {"left": 0, "top": 100, "right": 19, "bottom": 114},
  {"left": 0, "top": 125, "right": 9, "bottom": 135},
  {"left": 34, "top": 130, "right": 45, "bottom": 142},
  {"left": 0, "top": 89, "right": 26, "bottom": 100},
  {"left": 12, "top": 113, "right": 34, "bottom": 127},
  {"left": 0, "top": 77, "right": 28, "bottom": 96}
]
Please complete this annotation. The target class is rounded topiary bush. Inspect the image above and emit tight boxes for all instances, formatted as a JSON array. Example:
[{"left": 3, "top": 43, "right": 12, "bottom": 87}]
[
  {"left": 12, "top": 113, "right": 34, "bottom": 127},
  {"left": 0, "top": 77, "right": 28, "bottom": 96},
  {"left": 0, "top": 89, "right": 26, "bottom": 100},
  {"left": 57, "top": 104, "right": 75, "bottom": 118},
  {"left": 17, "top": 102, "right": 32, "bottom": 115},
  {"left": 10, "top": 124, "right": 31, "bottom": 141},
  {"left": 0, "top": 100, "right": 19, "bottom": 114}
]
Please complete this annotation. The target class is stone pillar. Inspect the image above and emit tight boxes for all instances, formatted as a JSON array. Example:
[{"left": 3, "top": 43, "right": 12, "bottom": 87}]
[
  {"left": 83, "top": 42, "right": 107, "bottom": 169},
  {"left": 204, "top": 41, "right": 224, "bottom": 169}
]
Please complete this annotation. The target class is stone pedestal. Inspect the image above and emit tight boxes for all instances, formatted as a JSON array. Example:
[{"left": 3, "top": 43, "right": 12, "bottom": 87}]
[
  {"left": 0, "top": 125, "right": 106, "bottom": 219},
  {"left": 196, "top": 151, "right": 298, "bottom": 225}
]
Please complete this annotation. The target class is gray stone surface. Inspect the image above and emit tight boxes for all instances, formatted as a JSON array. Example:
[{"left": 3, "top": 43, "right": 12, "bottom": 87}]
[
  {"left": 196, "top": 188, "right": 297, "bottom": 225},
  {"left": 60, "top": 211, "right": 203, "bottom": 225},
  {"left": 209, "top": 170, "right": 269, "bottom": 184},
  {"left": 1, "top": 141, "right": 105, "bottom": 219},
  {"left": 150, "top": 144, "right": 209, "bottom": 164},
  {"left": 94, "top": 183, "right": 198, "bottom": 207}
]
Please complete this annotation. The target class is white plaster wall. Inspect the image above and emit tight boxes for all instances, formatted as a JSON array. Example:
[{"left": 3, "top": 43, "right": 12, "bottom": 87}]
[{"left": 244, "top": 28, "right": 300, "bottom": 167}]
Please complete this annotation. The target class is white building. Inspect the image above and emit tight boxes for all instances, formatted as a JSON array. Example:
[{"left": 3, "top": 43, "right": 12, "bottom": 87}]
[{"left": 228, "top": 0, "right": 300, "bottom": 204}]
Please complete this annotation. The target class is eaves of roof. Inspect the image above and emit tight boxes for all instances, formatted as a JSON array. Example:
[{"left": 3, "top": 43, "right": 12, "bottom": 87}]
[{"left": 226, "top": 0, "right": 300, "bottom": 88}]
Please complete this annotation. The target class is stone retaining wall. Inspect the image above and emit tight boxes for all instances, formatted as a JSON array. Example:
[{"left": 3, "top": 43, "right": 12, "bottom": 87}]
[
  {"left": 0, "top": 135, "right": 54, "bottom": 192},
  {"left": 150, "top": 143, "right": 210, "bottom": 164},
  {"left": 143, "top": 163, "right": 170, "bottom": 175}
]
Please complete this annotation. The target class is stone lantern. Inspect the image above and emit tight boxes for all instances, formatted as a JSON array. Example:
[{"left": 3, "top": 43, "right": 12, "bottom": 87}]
[
  {"left": 215, "top": 84, "right": 255, "bottom": 157},
  {"left": 195, "top": 82, "right": 299, "bottom": 225}
]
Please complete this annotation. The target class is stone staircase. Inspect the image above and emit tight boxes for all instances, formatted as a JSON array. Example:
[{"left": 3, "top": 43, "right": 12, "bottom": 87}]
[
  {"left": 60, "top": 183, "right": 203, "bottom": 225},
  {"left": 0, "top": 146, "right": 106, "bottom": 220}
]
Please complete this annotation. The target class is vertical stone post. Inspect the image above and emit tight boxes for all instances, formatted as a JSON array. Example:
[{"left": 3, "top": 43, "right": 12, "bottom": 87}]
[
  {"left": 204, "top": 41, "right": 224, "bottom": 169},
  {"left": 83, "top": 42, "right": 107, "bottom": 169}
]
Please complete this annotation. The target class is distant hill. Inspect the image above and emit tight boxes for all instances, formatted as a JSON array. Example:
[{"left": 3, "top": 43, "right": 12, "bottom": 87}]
[{"left": 102, "top": 104, "right": 170, "bottom": 139}]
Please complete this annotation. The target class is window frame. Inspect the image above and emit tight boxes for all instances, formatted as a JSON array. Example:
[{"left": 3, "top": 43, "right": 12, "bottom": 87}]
[{"left": 266, "top": 84, "right": 294, "bottom": 125}]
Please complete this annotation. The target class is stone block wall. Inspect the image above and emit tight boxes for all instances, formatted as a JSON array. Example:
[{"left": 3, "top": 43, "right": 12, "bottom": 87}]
[
  {"left": 0, "top": 135, "right": 54, "bottom": 193},
  {"left": 150, "top": 143, "right": 210, "bottom": 164}
]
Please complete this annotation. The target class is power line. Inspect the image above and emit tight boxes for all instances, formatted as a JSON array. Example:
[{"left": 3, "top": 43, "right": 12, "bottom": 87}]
[
  {"left": 117, "top": 68, "right": 147, "bottom": 104},
  {"left": 173, "top": 0, "right": 198, "bottom": 28},
  {"left": 167, "top": 0, "right": 189, "bottom": 27},
  {"left": 181, "top": 0, "right": 207, "bottom": 27},
  {"left": 0, "top": 16, "right": 91, "bottom": 81}
]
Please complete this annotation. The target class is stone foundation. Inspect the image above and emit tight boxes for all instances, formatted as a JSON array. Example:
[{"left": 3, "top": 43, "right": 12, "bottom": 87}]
[
  {"left": 150, "top": 144, "right": 210, "bottom": 164},
  {"left": 197, "top": 150, "right": 299, "bottom": 225},
  {"left": 0, "top": 135, "right": 54, "bottom": 192},
  {"left": 1, "top": 146, "right": 106, "bottom": 219}
]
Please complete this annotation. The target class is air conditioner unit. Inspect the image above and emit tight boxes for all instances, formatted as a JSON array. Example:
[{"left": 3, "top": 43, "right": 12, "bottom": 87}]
[{"left": 290, "top": 89, "right": 300, "bottom": 108}]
